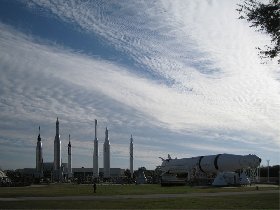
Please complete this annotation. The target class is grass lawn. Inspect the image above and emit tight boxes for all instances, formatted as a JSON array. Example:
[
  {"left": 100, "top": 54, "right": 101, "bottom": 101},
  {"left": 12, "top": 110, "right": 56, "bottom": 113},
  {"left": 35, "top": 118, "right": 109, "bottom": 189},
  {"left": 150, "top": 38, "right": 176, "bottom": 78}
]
[
  {"left": 0, "top": 183, "right": 278, "bottom": 197},
  {"left": 0, "top": 193, "right": 278, "bottom": 209},
  {"left": 0, "top": 184, "right": 279, "bottom": 209}
]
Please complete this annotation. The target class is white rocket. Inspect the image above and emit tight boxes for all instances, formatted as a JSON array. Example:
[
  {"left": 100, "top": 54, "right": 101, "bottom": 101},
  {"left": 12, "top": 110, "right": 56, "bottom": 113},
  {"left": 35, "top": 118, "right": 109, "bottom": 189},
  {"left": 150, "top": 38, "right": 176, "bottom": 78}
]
[
  {"left": 130, "top": 134, "right": 133, "bottom": 178},
  {"left": 160, "top": 154, "right": 261, "bottom": 174},
  {"left": 68, "top": 134, "right": 72, "bottom": 177},
  {"left": 54, "top": 118, "right": 61, "bottom": 170},
  {"left": 93, "top": 119, "right": 99, "bottom": 178},
  {"left": 103, "top": 127, "right": 110, "bottom": 178},
  {"left": 160, "top": 153, "right": 261, "bottom": 186},
  {"left": 36, "top": 126, "right": 43, "bottom": 172}
]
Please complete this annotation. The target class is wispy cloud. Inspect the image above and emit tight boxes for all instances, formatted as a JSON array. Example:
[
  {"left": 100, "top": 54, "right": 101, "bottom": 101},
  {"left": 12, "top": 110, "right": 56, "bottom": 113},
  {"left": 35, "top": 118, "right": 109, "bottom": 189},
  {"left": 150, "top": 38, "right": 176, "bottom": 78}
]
[
  {"left": 0, "top": 0, "right": 279, "bottom": 169},
  {"left": 21, "top": 0, "right": 280, "bottom": 135}
]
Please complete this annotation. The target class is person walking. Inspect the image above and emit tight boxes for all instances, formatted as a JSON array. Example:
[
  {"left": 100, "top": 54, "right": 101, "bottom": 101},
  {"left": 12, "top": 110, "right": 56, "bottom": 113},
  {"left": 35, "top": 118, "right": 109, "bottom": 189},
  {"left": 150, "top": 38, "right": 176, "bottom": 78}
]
[{"left": 93, "top": 182, "right": 97, "bottom": 193}]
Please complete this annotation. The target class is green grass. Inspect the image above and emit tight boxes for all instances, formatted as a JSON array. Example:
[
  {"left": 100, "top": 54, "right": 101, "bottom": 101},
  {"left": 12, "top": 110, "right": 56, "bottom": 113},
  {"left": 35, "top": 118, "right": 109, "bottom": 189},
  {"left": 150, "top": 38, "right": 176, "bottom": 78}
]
[
  {"left": 0, "top": 193, "right": 278, "bottom": 209},
  {"left": 0, "top": 184, "right": 279, "bottom": 209},
  {"left": 0, "top": 183, "right": 278, "bottom": 197}
]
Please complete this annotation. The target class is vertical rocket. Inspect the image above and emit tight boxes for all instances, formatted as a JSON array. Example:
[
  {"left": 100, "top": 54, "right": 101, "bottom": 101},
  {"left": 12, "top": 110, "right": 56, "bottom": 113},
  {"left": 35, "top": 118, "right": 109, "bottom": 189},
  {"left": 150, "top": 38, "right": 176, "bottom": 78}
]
[
  {"left": 54, "top": 117, "right": 61, "bottom": 170},
  {"left": 130, "top": 134, "right": 133, "bottom": 178},
  {"left": 103, "top": 127, "right": 110, "bottom": 178},
  {"left": 68, "top": 134, "right": 72, "bottom": 177},
  {"left": 93, "top": 119, "right": 99, "bottom": 178},
  {"left": 36, "top": 126, "right": 43, "bottom": 172}
]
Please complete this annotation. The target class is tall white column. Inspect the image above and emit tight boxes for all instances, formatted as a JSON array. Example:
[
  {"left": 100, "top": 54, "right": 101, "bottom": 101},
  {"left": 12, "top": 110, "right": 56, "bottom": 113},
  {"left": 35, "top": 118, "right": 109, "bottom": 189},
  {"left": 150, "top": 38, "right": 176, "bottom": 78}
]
[
  {"left": 93, "top": 119, "right": 99, "bottom": 178},
  {"left": 54, "top": 118, "right": 61, "bottom": 170},
  {"left": 36, "top": 126, "right": 43, "bottom": 172},
  {"left": 103, "top": 127, "right": 110, "bottom": 178},
  {"left": 130, "top": 134, "right": 133, "bottom": 178},
  {"left": 68, "top": 134, "right": 72, "bottom": 177}
]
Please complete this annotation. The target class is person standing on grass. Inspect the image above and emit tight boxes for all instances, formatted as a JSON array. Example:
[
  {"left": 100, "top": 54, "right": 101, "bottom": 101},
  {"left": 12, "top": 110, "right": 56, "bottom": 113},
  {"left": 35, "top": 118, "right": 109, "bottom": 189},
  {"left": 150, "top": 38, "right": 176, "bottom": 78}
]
[{"left": 93, "top": 182, "right": 97, "bottom": 193}]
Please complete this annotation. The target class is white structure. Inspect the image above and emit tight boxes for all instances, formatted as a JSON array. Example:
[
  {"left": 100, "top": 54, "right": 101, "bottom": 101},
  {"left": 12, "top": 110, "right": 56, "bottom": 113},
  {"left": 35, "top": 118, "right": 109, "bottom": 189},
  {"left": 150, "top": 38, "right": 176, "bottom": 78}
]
[
  {"left": 68, "top": 134, "right": 72, "bottom": 177},
  {"left": 36, "top": 126, "right": 43, "bottom": 172},
  {"left": 93, "top": 119, "right": 99, "bottom": 178},
  {"left": 130, "top": 134, "right": 133, "bottom": 178},
  {"left": 160, "top": 154, "right": 261, "bottom": 186},
  {"left": 53, "top": 118, "right": 61, "bottom": 170},
  {"left": 103, "top": 127, "right": 110, "bottom": 178}
]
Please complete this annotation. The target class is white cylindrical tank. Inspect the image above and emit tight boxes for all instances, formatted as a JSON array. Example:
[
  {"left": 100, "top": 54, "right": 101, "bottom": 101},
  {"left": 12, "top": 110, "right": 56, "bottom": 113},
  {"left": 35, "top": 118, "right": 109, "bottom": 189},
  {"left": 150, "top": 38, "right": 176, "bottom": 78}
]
[
  {"left": 199, "top": 154, "right": 261, "bottom": 173},
  {"left": 161, "top": 156, "right": 198, "bottom": 173},
  {"left": 199, "top": 155, "right": 217, "bottom": 173}
]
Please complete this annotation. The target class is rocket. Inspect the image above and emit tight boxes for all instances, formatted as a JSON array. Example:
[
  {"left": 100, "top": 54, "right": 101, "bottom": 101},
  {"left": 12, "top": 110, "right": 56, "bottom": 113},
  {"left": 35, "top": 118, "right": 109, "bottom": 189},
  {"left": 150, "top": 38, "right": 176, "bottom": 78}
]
[
  {"left": 36, "top": 126, "right": 43, "bottom": 172},
  {"left": 53, "top": 118, "right": 61, "bottom": 170},
  {"left": 160, "top": 153, "right": 261, "bottom": 186},
  {"left": 93, "top": 119, "right": 99, "bottom": 178},
  {"left": 103, "top": 127, "right": 110, "bottom": 178},
  {"left": 68, "top": 134, "right": 72, "bottom": 177},
  {"left": 130, "top": 134, "right": 133, "bottom": 178},
  {"left": 160, "top": 153, "right": 261, "bottom": 174}
]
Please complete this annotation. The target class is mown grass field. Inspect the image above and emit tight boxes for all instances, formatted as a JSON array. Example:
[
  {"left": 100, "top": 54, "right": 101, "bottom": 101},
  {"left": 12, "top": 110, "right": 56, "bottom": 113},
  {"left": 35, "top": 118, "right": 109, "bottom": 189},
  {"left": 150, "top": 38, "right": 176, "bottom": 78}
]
[
  {"left": 0, "top": 183, "right": 278, "bottom": 197},
  {"left": 0, "top": 184, "right": 279, "bottom": 209}
]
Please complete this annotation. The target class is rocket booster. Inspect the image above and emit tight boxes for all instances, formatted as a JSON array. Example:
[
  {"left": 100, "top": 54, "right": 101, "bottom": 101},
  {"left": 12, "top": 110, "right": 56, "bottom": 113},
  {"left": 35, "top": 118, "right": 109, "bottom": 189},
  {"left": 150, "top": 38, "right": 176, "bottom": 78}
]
[
  {"left": 36, "top": 126, "right": 43, "bottom": 172},
  {"left": 130, "top": 135, "right": 133, "bottom": 178},
  {"left": 54, "top": 118, "right": 61, "bottom": 170},
  {"left": 68, "top": 134, "right": 72, "bottom": 175},
  {"left": 93, "top": 119, "right": 99, "bottom": 177},
  {"left": 160, "top": 154, "right": 261, "bottom": 174},
  {"left": 103, "top": 127, "right": 110, "bottom": 178}
]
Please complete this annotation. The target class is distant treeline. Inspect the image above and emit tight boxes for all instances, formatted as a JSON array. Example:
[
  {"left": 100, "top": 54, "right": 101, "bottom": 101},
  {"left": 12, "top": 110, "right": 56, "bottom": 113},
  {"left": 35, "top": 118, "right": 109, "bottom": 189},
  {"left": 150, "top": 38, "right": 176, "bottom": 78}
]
[{"left": 259, "top": 165, "right": 279, "bottom": 177}]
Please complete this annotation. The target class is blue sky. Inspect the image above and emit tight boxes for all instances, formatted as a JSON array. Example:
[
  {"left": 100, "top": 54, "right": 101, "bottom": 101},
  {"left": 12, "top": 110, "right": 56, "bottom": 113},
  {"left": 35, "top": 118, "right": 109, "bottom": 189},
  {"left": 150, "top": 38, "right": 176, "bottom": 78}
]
[{"left": 0, "top": 0, "right": 279, "bottom": 170}]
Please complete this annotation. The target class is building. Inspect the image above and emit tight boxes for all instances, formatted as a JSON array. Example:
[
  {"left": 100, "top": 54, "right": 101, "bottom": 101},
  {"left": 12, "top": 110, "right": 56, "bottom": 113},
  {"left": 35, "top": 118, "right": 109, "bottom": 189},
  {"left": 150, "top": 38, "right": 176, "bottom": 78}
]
[{"left": 72, "top": 167, "right": 125, "bottom": 181}]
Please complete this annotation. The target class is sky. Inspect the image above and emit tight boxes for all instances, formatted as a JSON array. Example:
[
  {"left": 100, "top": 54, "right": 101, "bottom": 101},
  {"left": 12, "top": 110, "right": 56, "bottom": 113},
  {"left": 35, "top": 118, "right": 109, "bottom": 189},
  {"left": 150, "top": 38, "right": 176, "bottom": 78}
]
[{"left": 0, "top": 0, "right": 279, "bottom": 170}]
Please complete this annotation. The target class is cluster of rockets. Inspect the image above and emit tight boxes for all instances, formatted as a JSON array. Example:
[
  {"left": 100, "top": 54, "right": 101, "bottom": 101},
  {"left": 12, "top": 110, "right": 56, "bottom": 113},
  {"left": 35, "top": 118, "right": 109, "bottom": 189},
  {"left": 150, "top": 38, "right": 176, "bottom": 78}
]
[
  {"left": 36, "top": 118, "right": 134, "bottom": 178},
  {"left": 93, "top": 119, "right": 134, "bottom": 178}
]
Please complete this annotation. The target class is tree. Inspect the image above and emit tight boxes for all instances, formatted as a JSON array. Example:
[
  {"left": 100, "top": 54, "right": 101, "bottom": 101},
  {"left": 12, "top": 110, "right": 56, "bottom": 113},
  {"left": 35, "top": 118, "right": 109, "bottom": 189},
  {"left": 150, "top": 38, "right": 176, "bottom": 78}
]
[
  {"left": 237, "top": 0, "right": 280, "bottom": 63},
  {"left": 124, "top": 169, "right": 131, "bottom": 178}
]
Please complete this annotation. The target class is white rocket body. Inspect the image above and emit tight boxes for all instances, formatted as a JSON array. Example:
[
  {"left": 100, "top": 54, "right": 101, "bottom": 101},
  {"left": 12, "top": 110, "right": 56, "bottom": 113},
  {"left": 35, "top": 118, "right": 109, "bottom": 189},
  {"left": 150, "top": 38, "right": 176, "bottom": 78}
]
[
  {"left": 93, "top": 119, "right": 99, "bottom": 178},
  {"left": 36, "top": 127, "right": 43, "bottom": 172},
  {"left": 103, "top": 127, "right": 110, "bottom": 178},
  {"left": 130, "top": 135, "right": 133, "bottom": 178},
  {"left": 161, "top": 154, "right": 261, "bottom": 174},
  {"left": 68, "top": 135, "right": 72, "bottom": 177},
  {"left": 53, "top": 118, "right": 61, "bottom": 170},
  {"left": 161, "top": 154, "right": 261, "bottom": 186},
  {"left": 199, "top": 154, "right": 260, "bottom": 173}
]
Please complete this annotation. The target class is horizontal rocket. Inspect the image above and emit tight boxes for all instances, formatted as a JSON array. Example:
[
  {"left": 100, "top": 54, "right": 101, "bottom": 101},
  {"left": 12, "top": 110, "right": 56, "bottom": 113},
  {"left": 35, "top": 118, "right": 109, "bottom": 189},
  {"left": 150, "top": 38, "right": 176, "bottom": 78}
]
[{"left": 160, "top": 154, "right": 261, "bottom": 174}]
